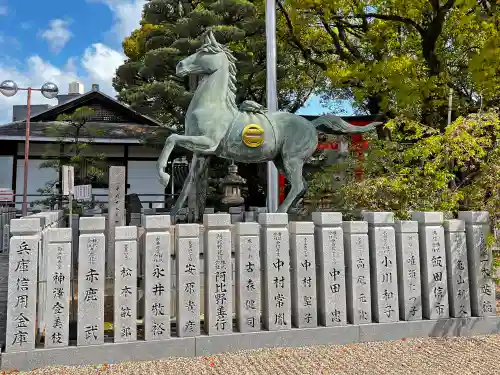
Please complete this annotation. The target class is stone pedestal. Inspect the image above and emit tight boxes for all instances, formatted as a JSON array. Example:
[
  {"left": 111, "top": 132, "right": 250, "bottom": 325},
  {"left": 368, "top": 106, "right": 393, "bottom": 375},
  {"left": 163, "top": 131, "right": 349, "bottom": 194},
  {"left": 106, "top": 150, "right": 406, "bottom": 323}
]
[
  {"left": 363, "top": 212, "right": 399, "bottom": 323},
  {"left": 412, "top": 212, "right": 449, "bottom": 319},
  {"left": 114, "top": 226, "right": 138, "bottom": 342},
  {"left": 290, "top": 221, "right": 317, "bottom": 328},
  {"left": 343, "top": 221, "right": 371, "bottom": 324},
  {"left": 176, "top": 224, "right": 200, "bottom": 337},
  {"left": 77, "top": 217, "right": 106, "bottom": 346},
  {"left": 458, "top": 211, "right": 495, "bottom": 317},
  {"left": 45, "top": 228, "right": 72, "bottom": 348},
  {"left": 444, "top": 220, "right": 471, "bottom": 318},
  {"left": 234, "top": 222, "right": 261, "bottom": 332},
  {"left": 203, "top": 214, "right": 233, "bottom": 335},
  {"left": 395, "top": 221, "right": 422, "bottom": 321},
  {"left": 312, "top": 212, "right": 346, "bottom": 326},
  {"left": 260, "top": 213, "right": 290, "bottom": 331},
  {"left": 5, "top": 218, "right": 40, "bottom": 353},
  {"left": 144, "top": 215, "right": 172, "bottom": 340}
]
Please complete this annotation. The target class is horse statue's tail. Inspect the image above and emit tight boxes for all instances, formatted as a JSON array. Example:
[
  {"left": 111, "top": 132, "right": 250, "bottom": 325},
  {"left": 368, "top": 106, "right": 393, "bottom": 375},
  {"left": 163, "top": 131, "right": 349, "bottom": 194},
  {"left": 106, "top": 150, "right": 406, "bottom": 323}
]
[{"left": 311, "top": 114, "right": 383, "bottom": 134}]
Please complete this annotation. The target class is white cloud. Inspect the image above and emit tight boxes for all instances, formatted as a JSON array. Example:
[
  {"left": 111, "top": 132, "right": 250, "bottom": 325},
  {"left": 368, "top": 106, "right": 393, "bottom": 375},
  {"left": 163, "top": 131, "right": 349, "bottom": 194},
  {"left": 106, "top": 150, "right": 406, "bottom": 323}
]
[
  {"left": 93, "top": 0, "right": 145, "bottom": 41},
  {"left": 0, "top": 6, "right": 8, "bottom": 16},
  {"left": 40, "top": 19, "right": 73, "bottom": 53},
  {"left": 0, "top": 43, "right": 126, "bottom": 125}
]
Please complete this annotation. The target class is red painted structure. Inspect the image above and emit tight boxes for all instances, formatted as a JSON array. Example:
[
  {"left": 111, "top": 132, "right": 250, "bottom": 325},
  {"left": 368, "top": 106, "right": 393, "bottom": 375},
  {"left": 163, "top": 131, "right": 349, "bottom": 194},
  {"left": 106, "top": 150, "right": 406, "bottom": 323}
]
[{"left": 279, "top": 115, "right": 381, "bottom": 204}]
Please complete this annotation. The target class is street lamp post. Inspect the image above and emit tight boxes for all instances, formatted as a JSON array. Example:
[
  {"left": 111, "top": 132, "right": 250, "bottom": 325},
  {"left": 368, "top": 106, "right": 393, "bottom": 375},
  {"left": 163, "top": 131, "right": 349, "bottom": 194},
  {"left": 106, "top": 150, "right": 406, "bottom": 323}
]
[
  {"left": 0, "top": 80, "right": 59, "bottom": 216},
  {"left": 265, "top": 0, "right": 279, "bottom": 213}
]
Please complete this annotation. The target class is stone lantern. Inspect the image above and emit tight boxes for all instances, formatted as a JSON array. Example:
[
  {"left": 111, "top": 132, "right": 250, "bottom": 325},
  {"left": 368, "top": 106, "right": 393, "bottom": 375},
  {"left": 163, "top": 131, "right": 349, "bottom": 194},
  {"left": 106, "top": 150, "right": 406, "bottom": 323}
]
[{"left": 221, "top": 163, "right": 246, "bottom": 207}]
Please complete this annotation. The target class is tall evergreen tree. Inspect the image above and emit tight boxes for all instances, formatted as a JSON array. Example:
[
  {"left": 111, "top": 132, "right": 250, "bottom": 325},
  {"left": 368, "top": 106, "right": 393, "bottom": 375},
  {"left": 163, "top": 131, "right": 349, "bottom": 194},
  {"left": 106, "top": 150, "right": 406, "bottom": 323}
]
[{"left": 113, "top": 0, "right": 322, "bottom": 130}]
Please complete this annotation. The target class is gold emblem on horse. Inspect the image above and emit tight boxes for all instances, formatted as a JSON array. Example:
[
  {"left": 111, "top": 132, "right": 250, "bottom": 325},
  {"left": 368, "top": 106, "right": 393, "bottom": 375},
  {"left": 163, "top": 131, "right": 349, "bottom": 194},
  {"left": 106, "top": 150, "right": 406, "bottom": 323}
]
[{"left": 242, "top": 124, "right": 264, "bottom": 147}]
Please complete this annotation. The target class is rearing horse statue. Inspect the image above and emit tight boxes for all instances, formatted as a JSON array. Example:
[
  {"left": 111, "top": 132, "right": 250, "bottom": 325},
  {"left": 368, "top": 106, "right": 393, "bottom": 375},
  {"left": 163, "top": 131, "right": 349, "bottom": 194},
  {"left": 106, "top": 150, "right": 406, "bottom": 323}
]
[{"left": 157, "top": 31, "right": 382, "bottom": 216}]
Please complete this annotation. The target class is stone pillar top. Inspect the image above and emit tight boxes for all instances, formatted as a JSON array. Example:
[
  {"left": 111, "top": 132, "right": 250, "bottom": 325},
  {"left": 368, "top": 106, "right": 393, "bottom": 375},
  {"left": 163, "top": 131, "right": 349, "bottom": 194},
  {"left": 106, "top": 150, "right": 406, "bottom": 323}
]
[
  {"left": 258, "top": 213, "right": 288, "bottom": 226},
  {"left": 362, "top": 212, "right": 395, "bottom": 225},
  {"left": 143, "top": 215, "right": 171, "bottom": 230},
  {"left": 79, "top": 216, "right": 105, "bottom": 232},
  {"left": 312, "top": 212, "right": 342, "bottom": 226},
  {"left": 234, "top": 222, "right": 259, "bottom": 236},
  {"left": 394, "top": 220, "right": 418, "bottom": 233},
  {"left": 203, "top": 213, "right": 231, "bottom": 228},
  {"left": 443, "top": 219, "right": 465, "bottom": 232},
  {"left": 115, "top": 226, "right": 137, "bottom": 240},
  {"left": 342, "top": 221, "right": 367, "bottom": 233},
  {"left": 177, "top": 223, "right": 200, "bottom": 237},
  {"left": 458, "top": 211, "right": 489, "bottom": 224},
  {"left": 10, "top": 218, "right": 40, "bottom": 235},
  {"left": 411, "top": 211, "right": 443, "bottom": 225},
  {"left": 47, "top": 227, "right": 72, "bottom": 243},
  {"left": 289, "top": 221, "right": 314, "bottom": 234}
]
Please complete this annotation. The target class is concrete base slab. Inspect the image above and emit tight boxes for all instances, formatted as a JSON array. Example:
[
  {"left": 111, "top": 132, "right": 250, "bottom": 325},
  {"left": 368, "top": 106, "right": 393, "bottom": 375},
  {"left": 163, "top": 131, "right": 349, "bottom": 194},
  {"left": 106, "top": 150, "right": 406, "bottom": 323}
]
[
  {"left": 2, "top": 317, "right": 500, "bottom": 371},
  {"left": 1, "top": 337, "right": 195, "bottom": 372},
  {"left": 196, "top": 325, "right": 358, "bottom": 356}
]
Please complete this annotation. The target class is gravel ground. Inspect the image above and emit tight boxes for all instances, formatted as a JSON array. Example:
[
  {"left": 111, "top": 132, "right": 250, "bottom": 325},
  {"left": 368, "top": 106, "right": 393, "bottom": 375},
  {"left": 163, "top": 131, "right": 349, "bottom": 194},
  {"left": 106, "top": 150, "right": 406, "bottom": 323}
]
[{"left": 11, "top": 334, "right": 500, "bottom": 375}]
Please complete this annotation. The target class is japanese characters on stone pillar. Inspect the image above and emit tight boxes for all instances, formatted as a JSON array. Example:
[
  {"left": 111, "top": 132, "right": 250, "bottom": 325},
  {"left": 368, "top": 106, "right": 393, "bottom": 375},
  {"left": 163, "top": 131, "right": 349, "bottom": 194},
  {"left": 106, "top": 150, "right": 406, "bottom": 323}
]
[
  {"left": 443, "top": 220, "right": 471, "bottom": 318},
  {"left": 363, "top": 212, "right": 399, "bottom": 323},
  {"left": 234, "top": 222, "right": 261, "bottom": 332},
  {"left": 114, "top": 226, "right": 138, "bottom": 342},
  {"left": 77, "top": 217, "right": 105, "bottom": 346},
  {"left": 204, "top": 214, "right": 233, "bottom": 335},
  {"left": 343, "top": 221, "right": 371, "bottom": 324},
  {"left": 312, "top": 212, "right": 346, "bottom": 326},
  {"left": 395, "top": 221, "right": 422, "bottom": 321},
  {"left": 290, "top": 221, "right": 317, "bottom": 328},
  {"left": 412, "top": 212, "right": 449, "bottom": 319},
  {"left": 144, "top": 215, "right": 172, "bottom": 340},
  {"left": 458, "top": 211, "right": 495, "bottom": 317},
  {"left": 5, "top": 218, "right": 40, "bottom": 353},
  {"left": 176, "top": 224, "right": 200, "bottom": 337},
  {"left": 107, "top": 166, "right": 126, "bottom": 278},
  {"left": 45, "top": 228, "right": 72, "bottom": 348},
  {"left": 260, "top": 213, "right": 290, "bottom": 331}
]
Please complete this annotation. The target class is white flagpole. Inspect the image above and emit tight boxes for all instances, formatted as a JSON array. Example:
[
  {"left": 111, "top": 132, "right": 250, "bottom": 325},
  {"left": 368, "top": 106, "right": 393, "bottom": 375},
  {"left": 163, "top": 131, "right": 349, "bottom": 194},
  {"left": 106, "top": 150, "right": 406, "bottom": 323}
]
[{"left": 266, "top": 0, "right": 279, "bottom": 212}]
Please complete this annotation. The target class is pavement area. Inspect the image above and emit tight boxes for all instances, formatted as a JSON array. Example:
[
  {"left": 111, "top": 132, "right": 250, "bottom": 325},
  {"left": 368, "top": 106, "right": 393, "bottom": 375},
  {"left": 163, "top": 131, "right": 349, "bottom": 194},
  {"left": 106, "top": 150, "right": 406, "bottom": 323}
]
[{"left": 11, "top": 334, "right": 500, "bottom": 375}]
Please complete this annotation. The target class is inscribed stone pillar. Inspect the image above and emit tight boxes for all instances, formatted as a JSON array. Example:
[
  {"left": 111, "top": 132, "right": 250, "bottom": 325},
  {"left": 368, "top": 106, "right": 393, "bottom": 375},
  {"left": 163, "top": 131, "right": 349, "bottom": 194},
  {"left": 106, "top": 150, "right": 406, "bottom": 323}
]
[
  {"left": 204, "top": 214, "right": 233, "bottom": 335},
  {"left": 45, "top": 228, "right": 72, "bottom": 348},
  {"left": 77, "top": 217, "right": 106, "bottom": 346},
  {"left": 114, "top": 226, "right": 138, "bottom": 342},
  {"left": 395, "top": 221, "right": 422, "bottom": 321},
  {"left": 5, "top": 218, "right": 40, "bottom": 353},
  {"left": 259, "top": 213, "right": 290, "bottom": 331},
  {"left": 176, "top": 224, "right": 200, "bottom": 337},
  {"left": 312, "top": 212, "right": 346, "bottom": 326},
  {"left": 343, "top": 221, "right": 371, "bottom": 324},
  {"left": 290, "top": 221, "right": 317, "bottom": 328},
  {"left": 3, "top": 223, "right": 9, "bottom": 253},
  {"left": 234, "top": 222, "right": 261, "bottom": 332},
  {"left": 458, "top": 211, "right": 495, "bottom": 316},
  {"left": 144, "top": 215, "right": 172, "bottom": 340},
  {"left": 444, "top": 220, "right": 471, "bottom": 318},
  {"left": 107, "top": 166, "right": 126, "bottom": 278},
  {"left": 412, "top": 212, "right": 449, "bottom": 319},
  {"left": 363, "top": 212, "right": 399, "bottom": 323}
]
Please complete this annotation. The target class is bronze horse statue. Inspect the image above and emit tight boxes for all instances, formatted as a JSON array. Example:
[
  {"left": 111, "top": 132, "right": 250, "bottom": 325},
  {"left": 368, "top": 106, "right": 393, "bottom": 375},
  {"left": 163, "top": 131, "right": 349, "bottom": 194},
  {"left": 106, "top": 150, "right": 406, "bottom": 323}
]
[{"left": 157, "top": 31, "right": 381, "bottom": 217}]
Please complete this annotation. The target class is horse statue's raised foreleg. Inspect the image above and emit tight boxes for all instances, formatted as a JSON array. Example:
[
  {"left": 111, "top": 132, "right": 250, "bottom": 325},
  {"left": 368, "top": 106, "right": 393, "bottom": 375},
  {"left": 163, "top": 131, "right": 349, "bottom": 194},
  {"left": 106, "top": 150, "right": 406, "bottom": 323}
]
[{"left": 157, "top": 133, "right": 216, "bottom": 187}]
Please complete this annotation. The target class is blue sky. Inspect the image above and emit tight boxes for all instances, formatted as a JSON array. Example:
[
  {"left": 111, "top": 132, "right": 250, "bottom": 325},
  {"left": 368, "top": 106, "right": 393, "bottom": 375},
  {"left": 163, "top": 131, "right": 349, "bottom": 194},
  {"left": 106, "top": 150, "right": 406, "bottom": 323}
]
[{"left": 0, "top": 0, "right": 349, "bottom": 124}]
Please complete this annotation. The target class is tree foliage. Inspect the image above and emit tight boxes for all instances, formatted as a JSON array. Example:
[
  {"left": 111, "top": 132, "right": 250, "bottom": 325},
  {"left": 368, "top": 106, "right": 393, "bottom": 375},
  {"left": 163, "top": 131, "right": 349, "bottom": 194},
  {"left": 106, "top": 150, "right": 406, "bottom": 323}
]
[
  {"left": 113, "top": 0, "right": 322, "bottom": 129},
  {"left": 37, "top": 107, "right": 106, "bottom": 212},
  {"left": 277, "top": 0, "right": 500, "bottom": 128}
]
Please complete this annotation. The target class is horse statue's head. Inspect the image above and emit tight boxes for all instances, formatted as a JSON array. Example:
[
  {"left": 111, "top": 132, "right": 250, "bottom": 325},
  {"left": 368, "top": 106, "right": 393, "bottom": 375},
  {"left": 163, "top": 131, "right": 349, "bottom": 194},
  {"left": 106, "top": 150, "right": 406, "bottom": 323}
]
[{"left": 176, "top": 30, "right": 235, "bottom": 77}]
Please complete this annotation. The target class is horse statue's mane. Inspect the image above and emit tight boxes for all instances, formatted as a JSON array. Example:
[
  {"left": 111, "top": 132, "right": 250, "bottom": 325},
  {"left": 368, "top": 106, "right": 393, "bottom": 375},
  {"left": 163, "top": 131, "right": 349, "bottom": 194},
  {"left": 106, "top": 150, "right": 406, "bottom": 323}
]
[{"left": 199, "top": 31, "right": 267, "bottom": 114}]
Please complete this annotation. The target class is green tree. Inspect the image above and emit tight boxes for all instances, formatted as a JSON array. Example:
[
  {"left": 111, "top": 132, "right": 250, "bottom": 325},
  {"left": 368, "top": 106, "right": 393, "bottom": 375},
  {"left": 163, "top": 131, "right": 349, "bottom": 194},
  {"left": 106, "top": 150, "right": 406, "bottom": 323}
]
[
  {"left": 277, "top": 0, "right": 500, "bottom": 129},
  {"left": 113, "top": 0, "right": 322, "bottom": 129},
  {"left": 37, "top": 107, "right": 106, "bottom": 213}
]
